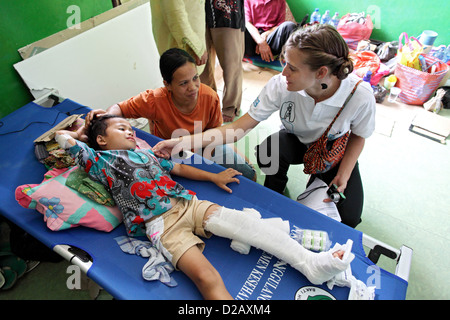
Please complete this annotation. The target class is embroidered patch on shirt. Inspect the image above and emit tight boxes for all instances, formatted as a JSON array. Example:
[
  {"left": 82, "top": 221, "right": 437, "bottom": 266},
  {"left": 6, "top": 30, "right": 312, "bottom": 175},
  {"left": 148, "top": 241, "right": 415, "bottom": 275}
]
[{"left": 252, "top": 97, "right": 260, "bottom": 108}]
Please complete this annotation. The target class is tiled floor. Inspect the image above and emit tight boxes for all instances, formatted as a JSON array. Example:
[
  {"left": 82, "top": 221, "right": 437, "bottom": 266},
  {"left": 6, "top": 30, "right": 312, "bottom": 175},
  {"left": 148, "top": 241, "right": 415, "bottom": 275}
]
[{"left": 1, "top": 62, "right": 449, "bottom": 300}]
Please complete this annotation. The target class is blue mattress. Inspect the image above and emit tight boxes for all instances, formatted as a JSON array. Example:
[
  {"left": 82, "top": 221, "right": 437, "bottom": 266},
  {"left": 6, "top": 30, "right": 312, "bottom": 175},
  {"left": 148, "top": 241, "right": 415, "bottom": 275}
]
[{"left": 0, "top": 99, "right": 408, "bottom": 300}]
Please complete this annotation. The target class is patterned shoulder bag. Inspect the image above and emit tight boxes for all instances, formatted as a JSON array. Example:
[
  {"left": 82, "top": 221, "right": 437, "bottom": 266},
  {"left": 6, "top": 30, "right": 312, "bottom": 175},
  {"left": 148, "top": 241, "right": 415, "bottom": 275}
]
[{"left": 303, "top": 80, "right": 363, "bottom": 175}]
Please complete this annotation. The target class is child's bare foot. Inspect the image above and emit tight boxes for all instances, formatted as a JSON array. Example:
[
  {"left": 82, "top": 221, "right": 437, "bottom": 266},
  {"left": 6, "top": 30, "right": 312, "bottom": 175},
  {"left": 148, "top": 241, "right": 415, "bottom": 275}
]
[{"left": 332, "top": 250, "right": 345, "bottom": 259}]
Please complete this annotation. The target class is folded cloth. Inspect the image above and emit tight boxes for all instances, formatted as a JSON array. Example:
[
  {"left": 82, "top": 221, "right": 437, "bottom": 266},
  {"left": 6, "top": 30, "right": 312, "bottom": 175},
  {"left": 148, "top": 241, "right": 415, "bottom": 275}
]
[
  {"left": 44, "top": 147, "right": 75, "bottom": 169},
  {"left": 66, "top": 167, "right": 115, "bottom": 206},
  {"left": 114, "top": 236, "right": 177, "bottom": 287}
]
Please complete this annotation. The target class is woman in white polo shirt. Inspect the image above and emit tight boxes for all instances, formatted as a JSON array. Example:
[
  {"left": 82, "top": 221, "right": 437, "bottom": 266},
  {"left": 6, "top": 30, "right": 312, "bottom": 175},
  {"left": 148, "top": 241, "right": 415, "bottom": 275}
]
[{"left": 154, "top": 24, "right": 376, "bottom": 228}]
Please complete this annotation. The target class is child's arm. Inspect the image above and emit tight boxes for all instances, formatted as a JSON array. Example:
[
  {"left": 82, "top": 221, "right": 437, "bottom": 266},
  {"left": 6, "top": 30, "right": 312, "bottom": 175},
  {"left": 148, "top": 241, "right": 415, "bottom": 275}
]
[
  {"left": 55, "top": 125, "right": 88, "bottom": 148},
  {"left": 171, "top": 164, "right": 241, "bottom": 193},
  {"left": 55, "top": 130, "right": 78, "bottom": 149}
]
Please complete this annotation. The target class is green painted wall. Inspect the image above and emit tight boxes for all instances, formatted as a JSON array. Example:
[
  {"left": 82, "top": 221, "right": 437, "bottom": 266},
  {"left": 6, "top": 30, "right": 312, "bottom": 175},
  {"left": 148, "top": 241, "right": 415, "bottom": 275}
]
[
  {"left": 287, "top": 0, "right": 449, "bottom": 45},
  {"left": 0, "top": 0, "right": 112, "bottom": 118}
]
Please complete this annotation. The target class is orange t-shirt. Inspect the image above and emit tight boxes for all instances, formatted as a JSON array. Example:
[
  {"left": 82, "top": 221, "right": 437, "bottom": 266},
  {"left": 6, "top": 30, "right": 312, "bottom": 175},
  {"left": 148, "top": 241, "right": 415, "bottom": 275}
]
[{"left": 118, "top": 84, "right": 223, "bottom": 139}]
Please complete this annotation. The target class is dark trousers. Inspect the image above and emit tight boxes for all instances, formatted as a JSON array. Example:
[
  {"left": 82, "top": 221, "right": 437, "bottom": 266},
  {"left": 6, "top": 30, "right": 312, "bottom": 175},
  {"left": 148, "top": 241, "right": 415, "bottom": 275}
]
[
  {"left": 256, "top": 130, "right": 364, "bottom": 228},
  {"left": 244, "top": 21, "right": 297, "bottom": 57}
]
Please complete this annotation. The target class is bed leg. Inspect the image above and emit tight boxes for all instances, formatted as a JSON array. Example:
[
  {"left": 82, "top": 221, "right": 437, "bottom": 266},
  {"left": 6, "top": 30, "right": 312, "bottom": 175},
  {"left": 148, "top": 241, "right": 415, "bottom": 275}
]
[{"left": 362, "top": 234, "right": 413, "bottom": 282}]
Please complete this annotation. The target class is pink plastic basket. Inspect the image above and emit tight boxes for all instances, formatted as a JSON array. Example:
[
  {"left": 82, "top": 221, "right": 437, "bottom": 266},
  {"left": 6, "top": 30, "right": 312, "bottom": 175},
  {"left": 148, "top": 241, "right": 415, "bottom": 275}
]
[{"left": 394, "top": 54, "right": 449, "bottom": 105}]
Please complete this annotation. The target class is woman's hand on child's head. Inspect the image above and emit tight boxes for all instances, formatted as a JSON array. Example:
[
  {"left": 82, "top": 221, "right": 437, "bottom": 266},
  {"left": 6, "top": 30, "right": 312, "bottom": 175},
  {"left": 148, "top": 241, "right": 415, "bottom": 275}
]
[
  {"left": 85, "top": 109, "right": 107, "bottom": 128},
  {"left": 213, "top": 168, "right": 242, "bottom": 193}
]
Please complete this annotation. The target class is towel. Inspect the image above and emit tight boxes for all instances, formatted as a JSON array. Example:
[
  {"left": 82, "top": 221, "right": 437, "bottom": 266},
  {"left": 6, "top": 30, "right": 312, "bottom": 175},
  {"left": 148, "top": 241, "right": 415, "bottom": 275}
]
[{"left": 114, "top": 236, "right": 177, "bottom": 287}]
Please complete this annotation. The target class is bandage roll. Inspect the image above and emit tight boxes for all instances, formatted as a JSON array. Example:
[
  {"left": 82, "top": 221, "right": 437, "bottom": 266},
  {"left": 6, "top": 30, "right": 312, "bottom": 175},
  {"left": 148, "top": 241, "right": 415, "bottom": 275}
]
[{"left": 230, "top": 240, "right": 251, "bottom": 255}]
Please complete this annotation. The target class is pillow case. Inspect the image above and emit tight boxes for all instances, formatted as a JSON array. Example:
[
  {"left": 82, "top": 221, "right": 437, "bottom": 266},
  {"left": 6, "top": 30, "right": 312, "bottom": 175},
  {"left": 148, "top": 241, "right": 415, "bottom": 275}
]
[{"left": 15, "top": 166, "right": 122, "bottom": 232}]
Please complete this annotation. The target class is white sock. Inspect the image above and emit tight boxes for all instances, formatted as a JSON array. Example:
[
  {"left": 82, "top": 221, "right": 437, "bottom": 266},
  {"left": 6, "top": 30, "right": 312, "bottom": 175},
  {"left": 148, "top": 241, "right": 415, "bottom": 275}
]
[{"left": 204, "top": 207, "right": 354, "bottom": 285}]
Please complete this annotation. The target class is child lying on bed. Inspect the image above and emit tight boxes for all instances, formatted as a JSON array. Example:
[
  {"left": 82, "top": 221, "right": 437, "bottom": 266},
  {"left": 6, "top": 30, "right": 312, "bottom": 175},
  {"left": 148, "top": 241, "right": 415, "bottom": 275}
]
[{"left": 55, "top": 114, "right": 354, "bottom": 300}]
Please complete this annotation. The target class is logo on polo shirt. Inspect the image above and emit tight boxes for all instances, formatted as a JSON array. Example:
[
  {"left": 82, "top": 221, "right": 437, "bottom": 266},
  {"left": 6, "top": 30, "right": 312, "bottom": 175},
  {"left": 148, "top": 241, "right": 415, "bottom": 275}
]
[
  {"left": 280, "top": 101, "right": 295, "bottom": 123},
  {"left": 252, "top": 97, "right": 260, "bottom": 108}
]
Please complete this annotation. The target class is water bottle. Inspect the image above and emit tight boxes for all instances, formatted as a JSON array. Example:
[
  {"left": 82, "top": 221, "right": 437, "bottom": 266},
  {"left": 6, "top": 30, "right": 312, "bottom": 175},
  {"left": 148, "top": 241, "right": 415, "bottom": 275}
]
[
  {"left": 433, "top": 45, "right": 446, "bottom": 61},
  {"left": 320, "top": 10, "right": 331, "bottom": 25},
  {"left": 444, "top": 45, "right": 450, "bottom": 63},
  {"left": 328, "top": 12, "right": 340, "bottom": 28},
  {"left": 310, "top": 8, "right": 321, "bottom": 23}
]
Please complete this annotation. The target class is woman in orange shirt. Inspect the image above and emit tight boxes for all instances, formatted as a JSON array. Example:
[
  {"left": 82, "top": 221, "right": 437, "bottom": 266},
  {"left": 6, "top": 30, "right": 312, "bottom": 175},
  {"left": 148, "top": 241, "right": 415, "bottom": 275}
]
[{"left": 86, "top": 48, "right": 255, "bottom": 180}]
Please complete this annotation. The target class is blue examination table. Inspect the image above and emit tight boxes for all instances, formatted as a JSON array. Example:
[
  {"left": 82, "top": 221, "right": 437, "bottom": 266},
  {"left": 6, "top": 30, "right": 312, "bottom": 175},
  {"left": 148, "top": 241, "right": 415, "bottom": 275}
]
[{"left": 0, "top": 97, "right": 411, "bottom": 300}]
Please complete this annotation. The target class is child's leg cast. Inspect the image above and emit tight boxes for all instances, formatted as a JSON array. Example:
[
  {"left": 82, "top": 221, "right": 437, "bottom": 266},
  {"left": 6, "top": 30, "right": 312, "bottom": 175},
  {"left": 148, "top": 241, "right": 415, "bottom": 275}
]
[{"left": 203, "top": 206, "right": 354, "bottom": 285}]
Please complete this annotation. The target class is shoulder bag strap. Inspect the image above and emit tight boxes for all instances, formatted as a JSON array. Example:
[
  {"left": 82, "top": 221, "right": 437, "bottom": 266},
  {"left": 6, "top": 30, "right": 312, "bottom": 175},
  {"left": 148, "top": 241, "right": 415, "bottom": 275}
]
[{"left": 321, "top": 79, "right": 363, "bottom": 138}]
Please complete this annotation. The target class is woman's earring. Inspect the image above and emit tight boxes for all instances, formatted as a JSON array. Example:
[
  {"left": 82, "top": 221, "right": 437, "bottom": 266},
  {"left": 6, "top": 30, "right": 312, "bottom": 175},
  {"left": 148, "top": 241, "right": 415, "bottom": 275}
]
[{"left": 321, "top": 83, "right": 328, "bottom": 90}]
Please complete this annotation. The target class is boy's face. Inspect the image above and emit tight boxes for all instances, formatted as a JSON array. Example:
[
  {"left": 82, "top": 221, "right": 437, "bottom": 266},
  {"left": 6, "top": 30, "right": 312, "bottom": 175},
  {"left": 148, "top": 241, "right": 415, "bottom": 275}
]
[{"left": 97, "top": 118, "right": 136, "bottom": 150}]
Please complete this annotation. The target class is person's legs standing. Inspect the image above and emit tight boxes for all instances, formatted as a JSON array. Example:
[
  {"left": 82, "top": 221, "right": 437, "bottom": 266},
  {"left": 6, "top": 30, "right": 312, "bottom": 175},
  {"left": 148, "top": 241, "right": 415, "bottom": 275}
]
[
  {"left": 211, "top": 27, "right": 245, "bottom": 120},
  {"left": 200, "top": 27, "right": 217, "bottom": 91}
]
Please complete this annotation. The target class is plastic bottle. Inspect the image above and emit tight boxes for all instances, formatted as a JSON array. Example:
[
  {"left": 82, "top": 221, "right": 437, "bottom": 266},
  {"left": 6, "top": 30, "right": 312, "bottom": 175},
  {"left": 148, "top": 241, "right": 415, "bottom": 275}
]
[
  {"left": 328, "top": 12, "right": 340, "bottom": 28},
  {"left": 433, "top": 45, "right": 447, "bottom": 61},
  {"left": 418, "top": 55, "right": 428, "bottom": 72},
  {"left": 363, "top": 70, "right": 372, "bottom": 83},
  {"left": 444, "top": 45, "right": 450, "bottom": 63},
  {"left": 292, "top": 229, "right": 331, "bottom": 252},
  {"left": 320, "top": 10, "right": 331, "bottom": 25},
  {"left": 383, "top": 75, "right": 397, "bottom": 90},
  {"left": 310, "top": 8, "right": 321, "bottom": 23}
]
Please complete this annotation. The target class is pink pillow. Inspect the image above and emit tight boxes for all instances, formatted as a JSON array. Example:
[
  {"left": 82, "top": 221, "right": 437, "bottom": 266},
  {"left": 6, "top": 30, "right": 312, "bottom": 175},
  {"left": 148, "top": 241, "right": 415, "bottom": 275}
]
[{"left": 15, "top": 166, "right": 122, "bottom": 232}]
